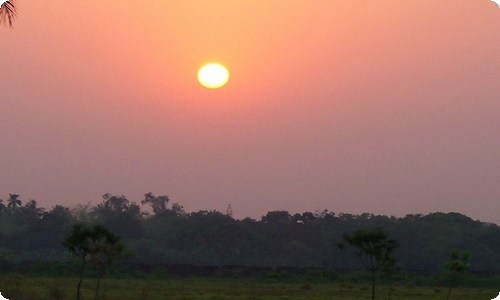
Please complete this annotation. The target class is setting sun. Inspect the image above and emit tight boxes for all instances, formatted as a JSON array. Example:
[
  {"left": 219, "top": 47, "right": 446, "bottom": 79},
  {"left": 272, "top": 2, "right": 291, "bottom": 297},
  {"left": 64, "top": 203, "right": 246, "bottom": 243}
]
[{"left": 197, "top": 63, "right": 229, "bottom": 89}]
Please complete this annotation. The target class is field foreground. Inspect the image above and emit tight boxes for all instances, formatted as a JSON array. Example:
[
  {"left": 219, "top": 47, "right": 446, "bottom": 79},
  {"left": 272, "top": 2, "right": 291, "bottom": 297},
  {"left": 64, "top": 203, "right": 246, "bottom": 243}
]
[{"left": 0, "top": 276, "right": 498, "bottom": 300}]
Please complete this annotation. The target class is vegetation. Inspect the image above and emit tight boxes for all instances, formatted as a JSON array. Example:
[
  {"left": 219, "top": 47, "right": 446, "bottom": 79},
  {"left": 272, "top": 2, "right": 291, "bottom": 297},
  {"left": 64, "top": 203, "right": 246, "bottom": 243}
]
[
  {"left": 1, "top": 193, "right": 500, "bottom": 273},
  {"left": 0, "top": 275, "right": 498, "bottom": 300},
  {"left": 1, "top": 192, "right": 500, "bottom": 298},
  {"left": 338, "top": 229, "right": 398, "bottom": 300},
  {"left": 63, "top": 223, "right": 128, "bottom": 300},
  {"left": 0, "top": 0, "right": 16, "bottom": 27},
  {"left": 445, "top": 249, "right": 471, "bottom": 300}
]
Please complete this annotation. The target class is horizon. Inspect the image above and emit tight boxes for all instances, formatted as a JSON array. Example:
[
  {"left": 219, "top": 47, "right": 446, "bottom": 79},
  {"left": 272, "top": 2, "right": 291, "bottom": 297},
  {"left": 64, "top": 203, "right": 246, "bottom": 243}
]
[{"left": 2, "top": 192, "right": 498, "bottom": 226}]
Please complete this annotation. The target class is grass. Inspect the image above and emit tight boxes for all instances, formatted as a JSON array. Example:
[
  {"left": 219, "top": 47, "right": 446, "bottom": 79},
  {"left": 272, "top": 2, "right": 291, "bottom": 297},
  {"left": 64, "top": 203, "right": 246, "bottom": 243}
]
[{"left": 0, "top": 275, "right": 498, "bottom": 300}]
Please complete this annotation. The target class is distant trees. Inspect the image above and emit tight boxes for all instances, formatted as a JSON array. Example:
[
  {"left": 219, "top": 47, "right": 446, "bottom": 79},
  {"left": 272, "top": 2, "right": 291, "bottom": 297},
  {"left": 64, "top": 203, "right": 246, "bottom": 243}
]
[
  {"left": 34, "top": 205, "right": 75, "bottom": 249},
  {"left": 0, "top": 0, "right": 16, "bottom": 27},
  {"left": 23, "top": 199, "right": 45, "bottom": 219},
  {"left": 92, "top": 193, "right": 143, "bottom": 239},
  {"left": 175, "top": 210, "right": 238, "bottom": 265},
  {"left": 141, "top": 192, "right": 169, "bottom": 215},
  {"left": 63, "top": 223, "right": 128, "bottom": 300},
  {"left": 1, "top": 191, "right": 500, "bottom": 280},
  {"left": 6, "top": 194, "right": 21, "bottom": 209},
  {"left": 260, "top": 210, "right": 294, "bottom": 267},
  {"left": 338, "top": 229, "right": 399, "bottom": 300},
  {"left": 261, "top": 210, "right": 291, "bottom": 224}
]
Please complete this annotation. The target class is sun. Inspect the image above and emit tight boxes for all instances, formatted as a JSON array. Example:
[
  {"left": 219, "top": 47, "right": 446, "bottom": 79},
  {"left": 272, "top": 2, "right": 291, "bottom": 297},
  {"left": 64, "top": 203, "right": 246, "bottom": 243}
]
[{"left": 197, "top": 63, "right": 229, "bottom": 89}]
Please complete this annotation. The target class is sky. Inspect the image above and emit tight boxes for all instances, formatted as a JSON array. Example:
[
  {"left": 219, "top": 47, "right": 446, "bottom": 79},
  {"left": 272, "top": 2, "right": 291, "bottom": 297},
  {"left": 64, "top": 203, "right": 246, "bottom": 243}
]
[{"left": 1, "top": 1, "right": 499, "bottom": 223}]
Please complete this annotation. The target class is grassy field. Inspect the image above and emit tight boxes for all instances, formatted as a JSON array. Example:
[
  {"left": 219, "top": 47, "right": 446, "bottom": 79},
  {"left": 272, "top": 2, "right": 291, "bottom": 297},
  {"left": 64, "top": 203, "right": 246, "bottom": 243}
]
[{"left": 0, "top": 275, "right": 498, "bottom": 300}]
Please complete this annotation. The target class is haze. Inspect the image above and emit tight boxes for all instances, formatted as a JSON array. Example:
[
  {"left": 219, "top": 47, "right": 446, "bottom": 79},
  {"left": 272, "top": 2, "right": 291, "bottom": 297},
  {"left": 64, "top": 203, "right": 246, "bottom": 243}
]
[{"left": 1, "top": 1, "right": 499, "bottom": 223}]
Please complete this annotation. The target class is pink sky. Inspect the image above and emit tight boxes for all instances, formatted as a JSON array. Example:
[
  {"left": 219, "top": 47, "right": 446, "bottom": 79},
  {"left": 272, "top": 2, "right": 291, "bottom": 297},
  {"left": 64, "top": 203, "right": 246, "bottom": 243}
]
[{"left": 1, "top": 1, "right": 499, "bottom": 222}]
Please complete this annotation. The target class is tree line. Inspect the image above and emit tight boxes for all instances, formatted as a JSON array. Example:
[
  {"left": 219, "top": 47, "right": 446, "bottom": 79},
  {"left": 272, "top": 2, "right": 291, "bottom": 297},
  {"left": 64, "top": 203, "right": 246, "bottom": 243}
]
[{"left": 1, "top": 192, "right": 500, "bottom": 273}]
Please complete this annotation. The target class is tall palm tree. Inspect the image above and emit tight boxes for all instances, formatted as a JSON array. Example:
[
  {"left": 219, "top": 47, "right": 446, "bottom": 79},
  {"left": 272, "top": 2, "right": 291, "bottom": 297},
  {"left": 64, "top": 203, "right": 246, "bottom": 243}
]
[
  {"left": 7, "top": 193, "right": 22, "bottom": 208},
  {"left": 0, "top": 0, "right": 17, "bottom": 28}
]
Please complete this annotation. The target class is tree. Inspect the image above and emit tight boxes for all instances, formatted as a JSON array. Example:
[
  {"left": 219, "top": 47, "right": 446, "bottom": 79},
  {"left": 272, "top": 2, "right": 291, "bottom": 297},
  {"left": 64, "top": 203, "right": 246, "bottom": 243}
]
[
  {"left": 92, "top": 193, "right": 143, "bottom": 238},
  {"left": 63, "top": 223, "right": 127, "bottom": 300},
  {"left": 445, "top": 249, "right": 470, "bottom": 300},
  {"left": 6, "top": 194, "right": 21, "bottom": 209},
  {"left": 261, "top": 210, "right": 291, "bottom": 224},
  {"left": 338, "top": 229, "right": 399, "bottom": 300},
  {"left": 380, "top": 255, "right": 400, "bottom": 300},
  {"left": 23, "top": 199, "right": 45, "bottom": 219},
  {"left": 0, "top": 198, "right": 5, "bottom": 213},
  {"left": 0, "top": 0, "right": 16, "bottom": 27},
  {"left": 90, "top": 227, "right": 129, "bottom": 300},
  {"left": 141, "top": 192, "right": 169, "bottom": 215},
  {"left": 63, "top": 224, "right": 94, "bottom": 300},
  {"left": 31, "top": 205, "right": 75, "bottom": 249},
  {"left": 171, "top": 202, "right": 185, "bottom": 216}
]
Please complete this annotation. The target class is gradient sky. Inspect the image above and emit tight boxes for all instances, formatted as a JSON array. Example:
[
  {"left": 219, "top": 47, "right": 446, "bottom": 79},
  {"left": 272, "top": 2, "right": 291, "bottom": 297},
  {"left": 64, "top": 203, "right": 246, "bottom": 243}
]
[{"left": 1, "top": 1, "right": 499, "bottom": 222}]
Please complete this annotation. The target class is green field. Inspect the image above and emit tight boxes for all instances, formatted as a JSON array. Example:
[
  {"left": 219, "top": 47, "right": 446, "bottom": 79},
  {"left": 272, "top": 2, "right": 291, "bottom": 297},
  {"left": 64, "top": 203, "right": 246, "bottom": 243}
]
[{"left": 0, "top": 275, "right": 498, "bottom": 300}]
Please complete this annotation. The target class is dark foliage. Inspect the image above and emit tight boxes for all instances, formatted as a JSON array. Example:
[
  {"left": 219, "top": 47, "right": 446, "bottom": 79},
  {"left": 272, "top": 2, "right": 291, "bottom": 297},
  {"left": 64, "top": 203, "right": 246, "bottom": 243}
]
[
  {"left": 338, "top": 229, "right": 399, "bottom": 300},
  {"left": 63, "top": 223, "right": 127, "bottom": 300},
  {"left": 0, "top": 0, "right": 16, "bottom": 28},
  {"left": 1, "top": 193, "right": 500, "bottom": 274}
]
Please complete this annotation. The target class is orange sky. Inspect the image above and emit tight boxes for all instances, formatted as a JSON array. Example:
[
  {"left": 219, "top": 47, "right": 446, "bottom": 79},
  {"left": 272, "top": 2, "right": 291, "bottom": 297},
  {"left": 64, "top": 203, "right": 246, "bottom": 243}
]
[{"left": 1, "top": 1, "right": 500, "bottom": 222}]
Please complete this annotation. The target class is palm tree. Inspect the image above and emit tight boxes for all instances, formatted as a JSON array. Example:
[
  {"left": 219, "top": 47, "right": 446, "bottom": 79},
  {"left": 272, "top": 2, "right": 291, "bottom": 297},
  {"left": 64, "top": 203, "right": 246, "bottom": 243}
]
[
  {"left": 0, "top": 0, "right": 17, "bottom": 28},
  {"left": 24, "top": 199, "right": 45, "bottom": 218},
  {"left": 7, "top": 193, "right": 22, "bottom": 209},
  {"left": 0, "top": 199, "right": 5, "bottom": 213}
]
